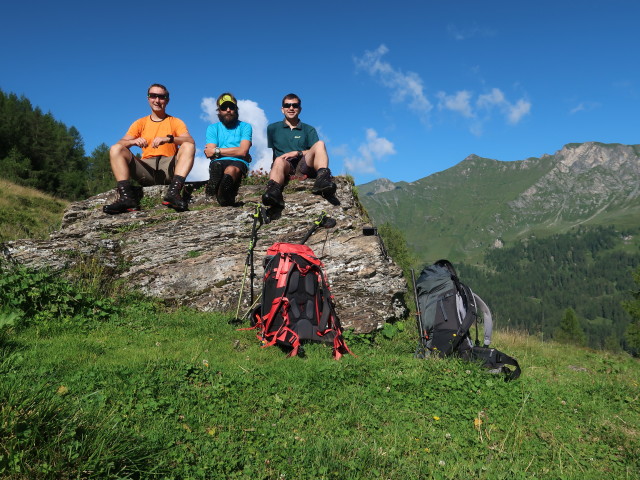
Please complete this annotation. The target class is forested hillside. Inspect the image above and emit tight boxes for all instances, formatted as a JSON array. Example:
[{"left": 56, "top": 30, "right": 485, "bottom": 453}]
[
  {"left": 0, "top": 89, "right": 112, "bottom": 199},
  {"left": 456, "top": 225, "right": 639, "bottom": 351}
]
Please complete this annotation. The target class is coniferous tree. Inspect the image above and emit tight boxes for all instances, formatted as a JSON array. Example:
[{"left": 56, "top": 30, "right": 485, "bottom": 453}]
[
  {"left": 623, "top": 267, "right": 640, "bottom": 353},
  {"left": 554, "top": 308, "right": 586, "bottom": 346}
]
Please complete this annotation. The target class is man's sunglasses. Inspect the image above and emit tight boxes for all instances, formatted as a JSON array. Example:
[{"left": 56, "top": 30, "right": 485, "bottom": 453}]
[
  {"left": 219, "top": 103, "right": 237, "bottom": 111},
  {"left": 282, "top": 102, "right": 300, "bottom": 109},
  {"left": 148, "top": 93, "right": 169, "bottom": 100}
]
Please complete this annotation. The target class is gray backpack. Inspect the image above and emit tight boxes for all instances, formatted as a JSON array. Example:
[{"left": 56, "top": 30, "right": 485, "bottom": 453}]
[{"left": 414, "top": 260, "right": 520, "bottom": 381}]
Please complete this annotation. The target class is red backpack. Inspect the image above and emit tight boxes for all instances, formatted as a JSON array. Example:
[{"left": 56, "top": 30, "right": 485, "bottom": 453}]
[{"left": 251, "top": 242, "right": 352, "bottom": 359}]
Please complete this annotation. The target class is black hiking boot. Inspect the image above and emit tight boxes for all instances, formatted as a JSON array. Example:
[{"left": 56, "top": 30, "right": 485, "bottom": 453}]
[
  {"left": 262, "top": 180, "right": 285, "bottom": 208},
  {"left": 217, "top": 174, "right": 239, "bottom": 207},
  {"left": 103, "top": 182, "right": 140, "bottom": 214},
  {"left": 311, "top": 168, "right": 336, "bottom": 196},
  {"left": 163, "top": 176, "right": 188, "bottom": 211},
  {"left": 206, "top": 161, "right": 224, "bottom": 197}
]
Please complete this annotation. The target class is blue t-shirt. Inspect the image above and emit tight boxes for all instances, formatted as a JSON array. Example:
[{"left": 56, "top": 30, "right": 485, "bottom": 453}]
[{"left": 205, "top": 121, "right": 252, "bottom": 166}]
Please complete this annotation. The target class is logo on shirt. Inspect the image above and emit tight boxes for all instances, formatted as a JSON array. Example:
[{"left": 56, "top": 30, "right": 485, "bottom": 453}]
[{"left": 294, "top": 135, "right": 301, "bottom": 139}]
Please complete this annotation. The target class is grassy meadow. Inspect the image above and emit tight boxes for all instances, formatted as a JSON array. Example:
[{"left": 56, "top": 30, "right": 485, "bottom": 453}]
[
  {"left": 1, "top": 291, "right": 638, "bottom": 479},
  {"left": 0, "top": 179, "right": 68, "bottom": 242},
  {"left": 0, "top": 179, "right": 638, "bottom": 478}
]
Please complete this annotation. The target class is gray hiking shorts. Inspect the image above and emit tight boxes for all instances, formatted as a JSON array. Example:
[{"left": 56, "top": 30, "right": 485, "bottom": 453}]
[{"left": 284, "top": 155, "right": 317, "bottom": 179}]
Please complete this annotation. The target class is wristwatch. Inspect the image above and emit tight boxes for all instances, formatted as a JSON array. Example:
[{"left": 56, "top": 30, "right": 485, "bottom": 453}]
[
  {"left": 214, "top": 147, "right": 221, "bottom": 158},
  {"left": 167, "top": 134, "right": 174, "bottom": 144}
]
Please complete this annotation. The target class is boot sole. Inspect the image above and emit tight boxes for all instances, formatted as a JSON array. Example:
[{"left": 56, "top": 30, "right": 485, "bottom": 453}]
[{"left": 311, "top": 184, "right": 337, "bottom": 196}]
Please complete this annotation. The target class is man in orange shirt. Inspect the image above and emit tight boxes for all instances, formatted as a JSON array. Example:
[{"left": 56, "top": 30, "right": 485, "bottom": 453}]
[{"left": 104, "top": 83, "right": 196, "bottom": 214}]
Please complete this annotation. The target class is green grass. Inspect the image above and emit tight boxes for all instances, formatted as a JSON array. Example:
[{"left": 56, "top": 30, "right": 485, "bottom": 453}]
[
  {"left": 1, "top": 301, "right": 638, "bottom": 479},
  {"left": 0, "top": 179, "right": 68, "bottom": 241}
]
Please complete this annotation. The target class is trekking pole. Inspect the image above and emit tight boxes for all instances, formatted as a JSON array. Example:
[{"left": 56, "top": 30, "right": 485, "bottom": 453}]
[
  {"left": 234, "top": 204, "right": 268, "bottom": 323},
  {"left": 411, "top": 268, "right": 427, "bottom": 358},
  {"left": 299, "top": 210, "right": 336, "bottom": 245}
]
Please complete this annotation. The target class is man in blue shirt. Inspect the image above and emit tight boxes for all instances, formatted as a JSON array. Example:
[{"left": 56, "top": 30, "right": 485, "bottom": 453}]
[
  {"left": 204, "top": 93, "right": 252, "bottom": 206},
  {"left": 262, "top": 93, "right": 336, "bottom": 208}
]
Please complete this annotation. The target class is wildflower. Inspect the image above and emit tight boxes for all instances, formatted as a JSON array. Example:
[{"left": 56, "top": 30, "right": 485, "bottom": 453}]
[
  {"left": 433, "top": 416, "right": 440, "bottom": 421},
  {"left": 155, "top": 341, "right": 161, "bottom": 347},
  {"left": 438, "top": 460, "right": 445, "bottom": 466},
  {"left": 474, "top": 417, "right": 483, "bottom": 430},
  {"left": 202, "top": 359, "right": 209, "bottom": 367},
  {"left": 445, "top": 433, "right": 451, "bottom": 440},
  {"left": 206, "top": 427, "right": 216, "bottom": 436},
  {"left": 424, "top": 447, "right": 430, "bottom": 452}
]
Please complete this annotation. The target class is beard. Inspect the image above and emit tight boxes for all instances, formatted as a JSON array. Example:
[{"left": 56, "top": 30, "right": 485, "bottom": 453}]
[{"left": 218, "top": 110, "right": 239, "bottom": 128}]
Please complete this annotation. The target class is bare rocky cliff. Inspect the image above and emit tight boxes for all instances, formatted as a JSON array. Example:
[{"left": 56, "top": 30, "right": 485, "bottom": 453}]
[{"left": 2, "top": 177, "right": 407, "bottom": 333}]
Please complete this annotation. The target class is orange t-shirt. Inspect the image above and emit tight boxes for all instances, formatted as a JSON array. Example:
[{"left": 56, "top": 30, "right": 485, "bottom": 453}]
[{"left": 126, "top": 115, "right": 189, "bottom": 159}]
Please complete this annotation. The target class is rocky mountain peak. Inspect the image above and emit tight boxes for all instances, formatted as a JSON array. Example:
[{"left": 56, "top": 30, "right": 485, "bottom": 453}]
[{"left": 555, "top": 142, "right": 637, "bottom": 173}]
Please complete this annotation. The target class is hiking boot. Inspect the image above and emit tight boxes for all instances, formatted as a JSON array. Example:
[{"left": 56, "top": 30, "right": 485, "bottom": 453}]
[
  {"left": 217, "top": 174, "right": 239, "bottom": 207},
  {"left": 262, "top": 180, "right": 285, "bottom": 208},
  {"left": 311, "top": 168, "right": 336, "bottom": 196},
  {"left": 163, "top": 178, "right": 188, "bottom": 211},
  {"left": 103, "top": 183, "right": 140, "bottom": 214},
  {"left": 206, "top": 161, "right": 224, "bottom": 197}
]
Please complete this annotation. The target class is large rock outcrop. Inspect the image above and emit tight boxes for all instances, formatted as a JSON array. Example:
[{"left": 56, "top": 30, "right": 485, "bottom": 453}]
[{"left": 2, "top": 177, "right": 407, "bottom": 333}]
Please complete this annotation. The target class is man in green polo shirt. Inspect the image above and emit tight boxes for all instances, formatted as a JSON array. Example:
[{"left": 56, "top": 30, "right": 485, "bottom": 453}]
[{"left": 262, "top": 93, "right": 336, "bottom": 208}]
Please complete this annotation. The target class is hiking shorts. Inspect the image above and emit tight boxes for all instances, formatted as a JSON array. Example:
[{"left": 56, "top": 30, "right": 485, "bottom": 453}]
[
  {"left": 128, "top": 154, "right": 176, "bottom": 186},
  {"left": 211, "top": 159, "right": 249, "bottom": 177},
  {"left": 284, "top": 155, "right": 317, "bottom": 178}
]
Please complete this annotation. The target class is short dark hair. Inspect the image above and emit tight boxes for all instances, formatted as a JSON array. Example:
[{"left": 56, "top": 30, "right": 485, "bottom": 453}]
[
  {"left": 148, "top": 83, "right": 169, "bottom": 98},
  {"left": 282, "top": 93, "right": 301, "bottom": 107}
]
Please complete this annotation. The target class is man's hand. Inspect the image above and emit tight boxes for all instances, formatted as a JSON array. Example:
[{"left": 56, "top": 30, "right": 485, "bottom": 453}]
[
  {"left": 204, "top": 144, "right": 217, "bottom": 158},
  {"left": 151, "top": 136, "right": 169, "bottom": 148},
  {"left": 282, "top": 150, "right": 303, "bottom": 161},
  {"left": 132, "top": 137, "right": 148, "bottom": 148}
]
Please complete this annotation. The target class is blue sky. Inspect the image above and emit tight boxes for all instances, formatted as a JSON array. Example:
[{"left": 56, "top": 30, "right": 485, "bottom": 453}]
[{"left": 1, "top": 0, "right": 638, "bottom": 185}]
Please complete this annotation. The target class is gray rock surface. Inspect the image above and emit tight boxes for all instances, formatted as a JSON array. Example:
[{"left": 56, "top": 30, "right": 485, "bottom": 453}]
[{"left": 3, "top": 177, "right": 407, "bottom": 333}]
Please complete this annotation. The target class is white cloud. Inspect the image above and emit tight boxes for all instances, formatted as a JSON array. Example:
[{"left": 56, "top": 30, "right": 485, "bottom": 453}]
[
  {"left": 447, "top": 23, "right": 496, "bottom": 41},
  {"left": 238, "top": 99, "right": 271, "bottom": 172},
  {"left": 187, "top": 154, "right": 209, "bottom": 182},
  {"left": 507, "top": 99, "right": 532, "bottom": 124},
  {"left": 569, "top": 101, "right": 600, "bottom": 115},
  {"left": 344, "top": 129, "right": 396, "bottom": 175},
  {"left": 476, "top": 88, "right": 531, "bottom": 125},
  {"left": 355, "top": 45, "right": 531, "bottom": 131},
  {"left": 198, "top": 97, "right": 272, "bottom": 175},
  {"left": 354, "top": 45, "right": 432, "bottom": 116},
  {"left": 436, "top": 90, "right": 474, "bottom": 118}
]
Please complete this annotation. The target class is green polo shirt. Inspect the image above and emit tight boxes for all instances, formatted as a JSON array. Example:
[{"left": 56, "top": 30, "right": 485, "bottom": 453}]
[{"left": 267, "top": 120, "right": 320, "bottom": 159}]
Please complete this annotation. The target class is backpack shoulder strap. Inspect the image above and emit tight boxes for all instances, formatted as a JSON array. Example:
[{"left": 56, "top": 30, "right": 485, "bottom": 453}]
[
  {"left": 450, "top": 281, "right": 478, "bottom": 351},
  {"left": 473, "top": 292, "right": 493, "bottom": 346},
  {"left": 471, "top": 346, "right": 521, "bottom": 382}
]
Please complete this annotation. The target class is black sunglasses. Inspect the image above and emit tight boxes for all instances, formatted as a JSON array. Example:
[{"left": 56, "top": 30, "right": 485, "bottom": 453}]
[
  {"left": 219, "top": 102, "right": 237, "bottom": 111},
  {"left": 282, "top": 102, "right": 300, "bottom": 109},
  {"left": 148, "top": 93, "right": 169, "bottom": 100}
]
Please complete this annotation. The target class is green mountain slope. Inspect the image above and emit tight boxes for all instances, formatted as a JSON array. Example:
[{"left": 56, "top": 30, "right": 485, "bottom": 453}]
[
  {"left": 360, "top": 142, "right": 640, "bottom": 264},
  {"left": 0, "top": 179, "right": 68, "bottom": 241}
]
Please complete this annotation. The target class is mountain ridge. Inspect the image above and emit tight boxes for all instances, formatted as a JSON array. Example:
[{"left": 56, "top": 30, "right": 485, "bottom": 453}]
[{"left": 359, "top": 141, "right": 640, "bottom": 264}]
